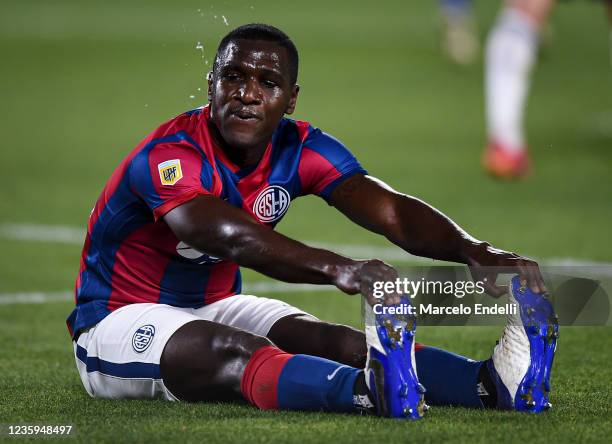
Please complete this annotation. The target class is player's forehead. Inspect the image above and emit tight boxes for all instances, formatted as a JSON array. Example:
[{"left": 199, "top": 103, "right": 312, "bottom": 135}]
[{"left": 216, "top": 39, "right": 289, "bottom": 77}]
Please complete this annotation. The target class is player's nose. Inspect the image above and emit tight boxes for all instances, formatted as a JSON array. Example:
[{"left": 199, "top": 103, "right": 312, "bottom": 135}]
[{"left": 236, "top": 78, "right": 262, "bottom": 104}]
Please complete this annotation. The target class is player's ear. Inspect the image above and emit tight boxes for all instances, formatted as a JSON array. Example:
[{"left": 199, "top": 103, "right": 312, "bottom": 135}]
[
  {"left": 207, "top": 71, "right": 213, "bottom": 102},
  {"left": 285, "top": 84, "right": 300, "bottom": 115}
]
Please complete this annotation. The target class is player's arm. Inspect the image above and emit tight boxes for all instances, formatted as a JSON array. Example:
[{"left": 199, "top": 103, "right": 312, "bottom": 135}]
[
  {"left": 329, "top": 174, "right": 547, "bottom": 296},
  {"left": 164, "top": 195, "right": 398, "bottom": 305}
]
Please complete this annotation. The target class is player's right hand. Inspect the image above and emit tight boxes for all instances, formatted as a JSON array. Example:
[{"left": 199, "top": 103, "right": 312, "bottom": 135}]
[{"left": 334, "top": 259, "right": 401, "bottom": 307}]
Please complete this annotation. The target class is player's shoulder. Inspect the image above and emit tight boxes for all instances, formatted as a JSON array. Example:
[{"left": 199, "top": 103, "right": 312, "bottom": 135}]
[
  {"left": 276, "top": 116, "right": 334, "bottom": 146},
  {"left": 128, "top": 106, "right": 209, "bottom": 158},
  {"left": 126, "top": 107, "right": 211, "bottom": 173},
  {"left": 279, "top": 117, "right": 351, "bottom": 157},
  {"left": 148, "top": 106, "right": 207, "bottom": 141}
]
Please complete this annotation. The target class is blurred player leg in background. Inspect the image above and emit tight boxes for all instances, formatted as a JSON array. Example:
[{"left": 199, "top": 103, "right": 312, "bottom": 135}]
[
  {"left": 440, "top": 0, "right": 480, "bottom": 65},
  {"left": 483, "top": 0, "right": 556, "bottom": 179}
]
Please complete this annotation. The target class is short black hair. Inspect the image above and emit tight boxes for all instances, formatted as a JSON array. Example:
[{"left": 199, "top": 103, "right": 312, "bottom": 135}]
[{"left": 213, "top": 23, "right": 299, "bottom": 85}]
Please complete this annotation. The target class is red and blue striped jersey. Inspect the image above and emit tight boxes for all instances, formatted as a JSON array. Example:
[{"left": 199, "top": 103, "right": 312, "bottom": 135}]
[{"left": 67, "top": 106, "right": 367, "bottom": 338}]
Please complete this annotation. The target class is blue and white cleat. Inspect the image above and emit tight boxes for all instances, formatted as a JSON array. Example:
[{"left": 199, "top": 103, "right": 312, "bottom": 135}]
[
  {"left": 364, "top": 296, "right": 427, "bottom": 419},
  {"left": 488, "top": 275, "right": 559, "bottom": 413}
]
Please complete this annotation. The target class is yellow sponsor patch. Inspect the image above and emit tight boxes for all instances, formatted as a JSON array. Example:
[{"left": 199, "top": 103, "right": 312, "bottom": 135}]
[{"left": 158, "top": 159, "right": 183, "bottom": 186}]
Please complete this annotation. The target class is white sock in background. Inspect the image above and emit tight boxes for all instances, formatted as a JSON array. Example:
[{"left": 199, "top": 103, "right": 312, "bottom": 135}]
[{"left": 485, "top": 9, "right": 539, "bottom": 153}]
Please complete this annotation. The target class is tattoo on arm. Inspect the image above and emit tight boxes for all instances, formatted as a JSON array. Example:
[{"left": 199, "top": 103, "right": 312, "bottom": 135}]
[{"left": 333, "top": 175, "right": 367, "bottom": 201}]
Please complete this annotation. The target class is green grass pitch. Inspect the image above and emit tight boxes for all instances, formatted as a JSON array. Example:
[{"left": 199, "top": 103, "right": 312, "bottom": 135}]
[{"left": 1, "top": 0, "right": 611, "bottom": 442}]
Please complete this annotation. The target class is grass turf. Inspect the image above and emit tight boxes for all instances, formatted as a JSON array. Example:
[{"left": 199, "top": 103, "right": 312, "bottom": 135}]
[
  {"left": 0, "top": 0, "right": 611, "bottom": 442},
  {"left": 1, "top": 300, "right": 611, "bottom": 443}
]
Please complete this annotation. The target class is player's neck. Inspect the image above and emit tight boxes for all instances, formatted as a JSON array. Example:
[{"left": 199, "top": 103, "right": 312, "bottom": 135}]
[
  {"left": 207, "top": 121, "right": 268, "bottom": 170},
  {"left": 224, "top": 143, "right": 268, "bottom": 170}
]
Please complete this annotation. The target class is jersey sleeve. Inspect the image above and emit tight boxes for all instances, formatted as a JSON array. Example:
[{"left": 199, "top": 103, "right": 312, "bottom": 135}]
[
  {"left": 129, "top": 136, "right": 219, "bottom": 220},
  {"left": 298, "top": 127, "right": 367, "bottom": 202}
]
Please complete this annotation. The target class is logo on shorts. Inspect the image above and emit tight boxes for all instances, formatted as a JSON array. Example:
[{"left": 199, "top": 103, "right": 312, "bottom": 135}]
[
  {"left": 158, "top": 159, "right": 183, "bottom": 186},
  {"left": 132, "top": 325, "right": 156, "bottom": 353},
  {"left": 253, "top": 186, "right": 290, "bottom": 223}
]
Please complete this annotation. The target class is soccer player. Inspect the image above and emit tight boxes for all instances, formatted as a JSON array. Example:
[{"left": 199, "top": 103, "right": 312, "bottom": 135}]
[{"left": 68, "top": 24, "right": 557, "bottom": 418}]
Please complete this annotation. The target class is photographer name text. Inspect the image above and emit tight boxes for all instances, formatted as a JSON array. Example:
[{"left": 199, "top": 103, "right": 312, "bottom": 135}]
[{"left": 372, "top": 302, "right": 517, "bottom": 316}]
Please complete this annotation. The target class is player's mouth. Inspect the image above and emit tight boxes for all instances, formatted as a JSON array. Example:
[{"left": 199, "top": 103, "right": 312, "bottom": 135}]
[{"left": 229, "top": 108, "right": 261, "bottom": 122}]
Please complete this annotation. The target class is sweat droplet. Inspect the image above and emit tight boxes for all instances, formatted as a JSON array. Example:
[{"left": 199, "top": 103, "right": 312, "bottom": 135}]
[
  {"left": 196, "top": 41, "right": 205, "bottom": 59},
  {"left": 222, "top": 15, "right": 229, "bottom": 26}
]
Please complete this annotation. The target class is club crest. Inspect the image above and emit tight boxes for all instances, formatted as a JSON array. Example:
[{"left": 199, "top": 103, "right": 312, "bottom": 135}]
[
  {"left": 158, "top": 159, "right": 183, "bottom": 186},
  {"left": 253, "top": 185, "right": 290, "bottom": 223},
  {"left": 132, "top": 325, "right": 155, "bottom": 353}
]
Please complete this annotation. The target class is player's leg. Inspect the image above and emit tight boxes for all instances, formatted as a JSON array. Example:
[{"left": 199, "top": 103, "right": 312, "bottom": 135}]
[
  {"left": 264, "top": 291, "right": 558, "bottom": 412},
  {"left": 414, "top": 344, "right": 495, "bottom": 408},
  {"left": 415, "top": 277, "right": 558, "bottom": 412},
  {"left": 193, "top": 294, "right": 367, "bottom": 367},
  {"left": 161, "top": 319, "right": 374, "bottom": 412},
  {"left": 74, "top": 302, "right": 374, "bottom": 413},
  {"left": 483, "top": 0, "right": 556, "bottom": 179},
  {"left": 270, "top": 315, "right": 498, "bottom": 408},
  {"left": 252, "top": 298, "right": 489, "bottom": 410},
  {"left": 193, "top": 294, "right": 425, "bottom": 418},
  {"left": 439, "top": 0, "right": 479, "bottom": 65},
  {"left": 268, "top": 314, "right": 367, "bottom": 368}
]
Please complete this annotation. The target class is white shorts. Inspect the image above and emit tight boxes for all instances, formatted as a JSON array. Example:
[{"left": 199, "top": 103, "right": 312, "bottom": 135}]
[{"left": 73, "top": 295, "right": 310, "bottom": 401}]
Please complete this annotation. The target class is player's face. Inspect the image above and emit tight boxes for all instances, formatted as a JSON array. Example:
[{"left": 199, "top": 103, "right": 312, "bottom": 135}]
[{"left": 208, "top": 40, "right": 299, "bottom": 151}]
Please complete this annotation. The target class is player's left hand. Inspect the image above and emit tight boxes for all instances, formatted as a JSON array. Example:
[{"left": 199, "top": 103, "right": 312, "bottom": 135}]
[{"left": 465, "top": 242, "right": 548, "bottom": 298}]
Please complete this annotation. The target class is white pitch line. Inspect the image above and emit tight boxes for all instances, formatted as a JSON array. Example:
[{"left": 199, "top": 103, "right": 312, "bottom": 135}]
[
  {"left": 0, "top": 282, "right": 335, "bottom": 306},
  {"left": 0, "top": 223, "right": 85, "bottom": 244},
  {"left": 0, "top": 291, "right": 73, "bottom": 305},
  {"left": 1, "top": 223, "right": 611, "bottom": 268}
]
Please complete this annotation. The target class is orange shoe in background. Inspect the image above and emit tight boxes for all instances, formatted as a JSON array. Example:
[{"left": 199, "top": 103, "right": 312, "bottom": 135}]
[{"left": 482, "top": 140, "right": 531, "bottom": 180}]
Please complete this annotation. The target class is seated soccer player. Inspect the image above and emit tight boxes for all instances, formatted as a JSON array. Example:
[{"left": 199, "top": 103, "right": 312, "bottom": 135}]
[{"left": 68, "top": 23, "right": 557, "bottom": 419}]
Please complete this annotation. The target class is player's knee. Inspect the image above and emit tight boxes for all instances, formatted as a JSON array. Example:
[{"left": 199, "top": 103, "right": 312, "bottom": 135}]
[
  {"left": 160, "top": 320, "right": 273, "bottom": 401},
  {"left": 209, "top": 325, "right": 273, "bottom": 360}
]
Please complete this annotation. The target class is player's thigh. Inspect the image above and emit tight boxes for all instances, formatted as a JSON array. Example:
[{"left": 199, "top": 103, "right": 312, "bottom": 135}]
[
  {"left": 74, "top": 303, "right": 199, "bottom": 400},
  {"left": 193, "top": 295, "right": 366, "bottom": 366},
  {"left": 193, "top": 294, "right": 311, "bottom": 337},
  {"left": 160, "top": 318, "right": 273, "bottom": 402}
]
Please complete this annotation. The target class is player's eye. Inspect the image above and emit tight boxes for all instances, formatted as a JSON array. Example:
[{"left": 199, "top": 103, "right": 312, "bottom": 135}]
[
  {"left": 222, "top": 72, "right": 241, "bottom": 82},
  {"left": 261, "top": 79, "right": 278, "bottom": 89}
]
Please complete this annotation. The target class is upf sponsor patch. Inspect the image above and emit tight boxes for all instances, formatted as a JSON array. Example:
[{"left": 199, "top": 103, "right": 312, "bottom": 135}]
[{"left": 158, "top": 159, "right": 183, "bottom": 186}]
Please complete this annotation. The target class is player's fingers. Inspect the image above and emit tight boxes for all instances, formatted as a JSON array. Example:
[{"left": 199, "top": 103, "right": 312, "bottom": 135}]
[
  {"left": 535, "top": 270, "right": 549, "bottom": 295},
  {"left": 486, "top": 285, "right": 507, "bottom": 298},
  {"left": 518, "top": 260, "right": 546, "bottom": 294},
  {"left": 384, "top": 292, "right": 401, "bottom": 306},
  {"left": 365, "top": 293, "right": 379, "bottom": 307},
  {"left": 482, "top": 274, "right": 507, "bottom": 298},
  {"left": 529, "top": 262, "right": 548, "bottom": 295}
]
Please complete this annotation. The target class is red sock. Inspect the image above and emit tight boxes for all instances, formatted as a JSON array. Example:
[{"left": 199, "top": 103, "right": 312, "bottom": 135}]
[{"left": 240, "top": 346, "right": 293, "bottom": 410}]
